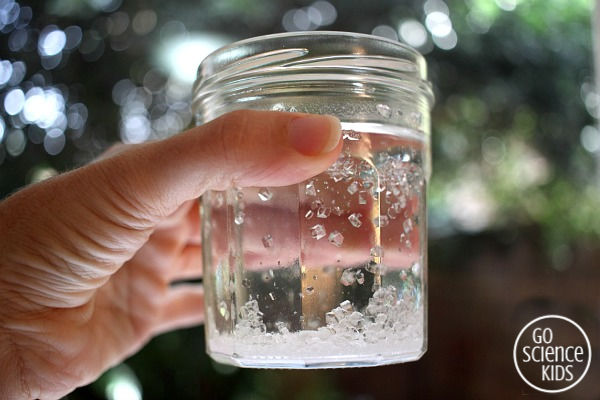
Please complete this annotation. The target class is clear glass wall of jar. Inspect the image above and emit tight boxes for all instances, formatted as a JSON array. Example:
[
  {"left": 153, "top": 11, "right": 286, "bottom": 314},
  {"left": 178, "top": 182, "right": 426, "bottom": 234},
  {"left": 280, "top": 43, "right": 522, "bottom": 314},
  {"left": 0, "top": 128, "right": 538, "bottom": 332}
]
[{"left": 193, "top": 31, "right": 433, "bottom": 368}]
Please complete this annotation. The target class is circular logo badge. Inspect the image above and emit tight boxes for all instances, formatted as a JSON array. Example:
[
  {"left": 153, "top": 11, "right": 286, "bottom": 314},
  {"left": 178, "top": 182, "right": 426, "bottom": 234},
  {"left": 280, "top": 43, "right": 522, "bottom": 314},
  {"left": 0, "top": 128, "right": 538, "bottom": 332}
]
[{"left": 513, "top": 315, "right": 591, "bottom": 393}]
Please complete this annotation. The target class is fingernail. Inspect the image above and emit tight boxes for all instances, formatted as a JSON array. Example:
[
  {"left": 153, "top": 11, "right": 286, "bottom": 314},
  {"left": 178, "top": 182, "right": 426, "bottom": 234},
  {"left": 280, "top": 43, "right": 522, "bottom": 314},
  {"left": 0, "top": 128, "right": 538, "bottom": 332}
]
[{"left": 288, "top": 115, "right": 342, "bottom": 156}]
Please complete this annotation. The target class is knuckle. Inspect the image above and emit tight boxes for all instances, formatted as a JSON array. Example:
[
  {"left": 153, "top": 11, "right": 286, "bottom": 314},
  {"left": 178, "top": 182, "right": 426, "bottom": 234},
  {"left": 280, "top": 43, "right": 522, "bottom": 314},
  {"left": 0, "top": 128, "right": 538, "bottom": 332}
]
[
  {"left": 219, "top": 110, "right": 250, "bottom": 143},
  {"left": 214, "top": 110, "right": 252, "bottom": 163}
]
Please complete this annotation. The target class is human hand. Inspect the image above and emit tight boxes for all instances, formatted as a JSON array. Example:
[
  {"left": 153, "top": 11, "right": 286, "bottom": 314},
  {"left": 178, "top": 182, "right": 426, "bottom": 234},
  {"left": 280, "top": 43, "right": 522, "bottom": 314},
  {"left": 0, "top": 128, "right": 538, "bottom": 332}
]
[
  {"left": 208, "top": 131, "right": 424, "bottom": 270},
  {"left": 0, "top": 110, "right": 342, "bottom": 399}
]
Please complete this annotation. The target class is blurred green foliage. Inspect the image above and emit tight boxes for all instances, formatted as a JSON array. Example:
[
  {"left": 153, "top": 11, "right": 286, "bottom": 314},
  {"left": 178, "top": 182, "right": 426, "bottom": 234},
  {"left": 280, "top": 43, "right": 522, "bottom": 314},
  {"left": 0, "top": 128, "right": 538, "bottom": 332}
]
[{"left": 427, "top": 0, "right": 598, "bottom": 261}]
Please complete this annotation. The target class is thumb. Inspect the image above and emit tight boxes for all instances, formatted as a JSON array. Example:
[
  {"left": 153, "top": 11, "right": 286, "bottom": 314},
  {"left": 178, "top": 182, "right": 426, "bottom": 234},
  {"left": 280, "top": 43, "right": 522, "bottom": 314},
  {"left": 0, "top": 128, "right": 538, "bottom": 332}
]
[
  {"left": 0, "top": 110, "right": 341, "bottom": 297},
  {"left": 92, "top": 109, "right": 342, "bottom": 220}
]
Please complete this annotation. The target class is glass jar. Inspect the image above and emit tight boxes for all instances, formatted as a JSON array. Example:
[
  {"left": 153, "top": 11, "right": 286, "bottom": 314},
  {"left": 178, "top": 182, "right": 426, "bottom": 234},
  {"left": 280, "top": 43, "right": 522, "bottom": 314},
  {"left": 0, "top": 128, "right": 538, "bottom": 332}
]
[{"left": 193, "top": 31, "right": 433, "bottom": 368}]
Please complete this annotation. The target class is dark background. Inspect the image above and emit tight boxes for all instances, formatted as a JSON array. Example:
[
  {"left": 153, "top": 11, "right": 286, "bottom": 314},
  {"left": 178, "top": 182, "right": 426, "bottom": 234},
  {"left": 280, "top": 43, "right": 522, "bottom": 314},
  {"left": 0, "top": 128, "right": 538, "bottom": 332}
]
[{"left": 0, "top": 0, "right": 599, "bottom": 398}]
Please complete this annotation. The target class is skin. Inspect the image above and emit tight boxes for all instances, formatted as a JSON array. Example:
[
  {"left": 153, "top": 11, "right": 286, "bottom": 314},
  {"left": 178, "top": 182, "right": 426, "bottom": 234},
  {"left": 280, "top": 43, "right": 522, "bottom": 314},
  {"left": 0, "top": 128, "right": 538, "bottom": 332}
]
[
  {"left": 0, "top": 110, "right": 342, "bottom": 400},
  {"left": 208, "top": 131, "right": 424, "bottom": 270}
]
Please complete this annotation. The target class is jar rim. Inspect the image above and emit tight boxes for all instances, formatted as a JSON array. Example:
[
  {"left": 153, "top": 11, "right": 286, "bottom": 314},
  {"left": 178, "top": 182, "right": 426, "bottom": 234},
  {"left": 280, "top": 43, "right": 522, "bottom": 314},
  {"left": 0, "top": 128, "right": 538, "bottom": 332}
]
[{"left": 193, "top": 31, "right": 434, "bottom": 108}]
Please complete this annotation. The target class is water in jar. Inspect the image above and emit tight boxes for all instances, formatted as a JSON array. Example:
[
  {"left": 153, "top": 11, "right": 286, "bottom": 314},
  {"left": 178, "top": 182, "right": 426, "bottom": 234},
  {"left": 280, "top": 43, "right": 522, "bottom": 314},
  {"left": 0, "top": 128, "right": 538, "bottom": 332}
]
[{"left": 201, "top": 124, "right": 427, "bottom": 368}]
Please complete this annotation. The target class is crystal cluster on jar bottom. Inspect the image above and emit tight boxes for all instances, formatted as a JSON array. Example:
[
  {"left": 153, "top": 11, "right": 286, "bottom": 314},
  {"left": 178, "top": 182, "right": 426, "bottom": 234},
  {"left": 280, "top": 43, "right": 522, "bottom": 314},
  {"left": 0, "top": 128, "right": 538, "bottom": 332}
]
[{"left": 220, "top": 285, "right": 422, "bottom": 354}]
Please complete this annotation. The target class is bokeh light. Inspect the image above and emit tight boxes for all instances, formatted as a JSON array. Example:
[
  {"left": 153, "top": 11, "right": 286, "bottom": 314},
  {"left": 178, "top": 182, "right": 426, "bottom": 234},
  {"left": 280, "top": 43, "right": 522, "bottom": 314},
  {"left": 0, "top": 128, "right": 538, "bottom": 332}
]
[
  {"left": 79, "top": 29, "right": 105, "bottom": 61},
  {"left": 495, "top": 0, "right": 517, "bottom": 12},
  {"left": 424, "top": 0, "right": 449, "bottom": 16},
  {"left": 282, "top": 1, "right": 336, "bottom": 31},
  {"left": 4, "top": 88, "right": 25, "bottom": 115},
  {"left": 0, "top": 60, "right": 13, "bottom": 85},
  {"left": 15, "top": 4, "right": 31, "bottom": 28},
  {"left": 88, "top": 0, "right": 122, "bottom": 13},
  {"left": 580, "top": 125, "right": 600, "bottom": 153},
  {"left": 29, "top": 165, "right": 58, "bottom": 183},
  {"left": 446, "top": 170, "right": 497, "bottom": 232},
  {"left": 467, "top": 11, "right": 492, "bottom": 33},
  {"left": 432, "top": 29, "right": 457, "bottom": 50},
  {"left": 425, "top": 11, "right": 453, "bottom": 38},
  {"left": 107, "top": 11, "right": 129, "bottom": 36},
  {"left": 104, "top": 364, "right": 142, "bottom": 400},
  {"left": 106, "top": 379, "right": 142, "bottom": 400},
  {"left": 64, "top": 25, "right": 83, "bottom": 50},
  {"left": 131, "top": 9, "right": 157, "bottom": 35},
  {"left": 22, "top": 87, "right": 66, "bottom": 131},
  {"left": 5, "top": 128, "right": 26, "bottom": 156},
  {"left": 67, "top": 103, "right": 88, "bottom": 131},
  {"left": 44, "top": 128, "right": 66, "bottom": 155},
  {"left": 481, "top": 136, "right": 506, "bottom": 165},
  {"left": 311, "top": 1, "right": 337, "bottom": 25},
  {"left": 7, "top": 61, "right": 26, "bottom": 86},
  {"left": 8, "top": 28, "right": 28, "bottom": 51},
  {"left": 0, "top": 1, "right": 78, "bottom": 160},
  {"left": 38, "top": 25, "right": 67, "bottom": 56},
  {"left": 0, "top": 116, "right": 5, "bottom": 142},
  {"left": 156, "top": 32, "right": 231, "bottom": 84},
  {"left": 120, "top": 114, "right": 150, "bottom": 144},
  {"left": 371, "top": 25, "right": 399, "bottom": 41},
  {"left": 399, "top": 20, "right": 428, "bottom": 48},
  {"left": 0, "top": 0, "right": 20, "bottom": 29}
]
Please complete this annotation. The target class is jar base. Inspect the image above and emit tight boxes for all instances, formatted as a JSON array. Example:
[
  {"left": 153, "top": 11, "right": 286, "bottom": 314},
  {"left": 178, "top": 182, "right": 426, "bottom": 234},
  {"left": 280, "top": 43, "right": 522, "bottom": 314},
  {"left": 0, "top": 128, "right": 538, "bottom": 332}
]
[{"left": 207, "top": 343, "right": 427, "bottom": 369}]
